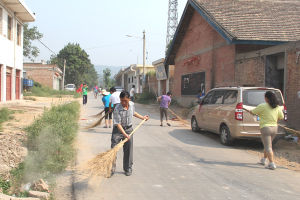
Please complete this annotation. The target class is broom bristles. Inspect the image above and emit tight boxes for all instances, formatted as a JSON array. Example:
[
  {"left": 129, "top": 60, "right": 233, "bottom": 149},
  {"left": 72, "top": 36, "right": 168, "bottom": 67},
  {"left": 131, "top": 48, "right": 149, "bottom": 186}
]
[
  {"left": 85, "top": 112, "right": 109, "bottom": 129},
  {"left": 86, "top": 139, "right": 127, "bottom": 177},
  {"left": 85, "top": 120, "right": 146, "bottom": 178},
  {"left": 91, "top": 109, "right": 105, "bottom": 118}
]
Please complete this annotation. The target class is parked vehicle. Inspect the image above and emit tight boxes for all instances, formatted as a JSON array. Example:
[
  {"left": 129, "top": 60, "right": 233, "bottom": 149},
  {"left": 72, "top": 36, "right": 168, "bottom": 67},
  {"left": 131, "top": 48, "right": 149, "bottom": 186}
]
[
  {"left": 191, "top": 87, "right": 287, "bottom": 145},
  {"left": 64, "top": 84, "right": 76, "bottom": 92},
  {"left": 114, "top": 86, "right": 124, "bottom": 92}
]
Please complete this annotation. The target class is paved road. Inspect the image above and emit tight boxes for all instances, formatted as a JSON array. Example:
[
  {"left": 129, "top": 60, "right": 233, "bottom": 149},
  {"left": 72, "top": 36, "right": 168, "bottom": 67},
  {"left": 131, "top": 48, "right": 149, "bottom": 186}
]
[{"left": 73, "top": 94, "right": 300, "bottom": 200}]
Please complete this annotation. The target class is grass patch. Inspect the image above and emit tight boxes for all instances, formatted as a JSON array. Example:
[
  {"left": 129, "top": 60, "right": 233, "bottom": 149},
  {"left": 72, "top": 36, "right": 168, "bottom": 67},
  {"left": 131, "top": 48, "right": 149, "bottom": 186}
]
[
  {"left": 3, "top": 101, "right": 80, "bottom": 196},
  {"left": 24, "top": 83, "right": 80, "bottom": 98},
  {"left": 135, "top": 91, "right": 157, "bottom": 104},
  {"left": 24, "top": 96, "right": 37, "bottom": 101},
  {"left": 0, "top": 108, "right": 15, "bottom": 130}
]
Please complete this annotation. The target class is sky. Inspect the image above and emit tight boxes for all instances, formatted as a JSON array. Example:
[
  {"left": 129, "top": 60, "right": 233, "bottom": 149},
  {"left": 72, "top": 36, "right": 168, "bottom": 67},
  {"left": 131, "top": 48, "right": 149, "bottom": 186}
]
[{"left": 24, "top": 0, "right": 187, "bottom": 66}]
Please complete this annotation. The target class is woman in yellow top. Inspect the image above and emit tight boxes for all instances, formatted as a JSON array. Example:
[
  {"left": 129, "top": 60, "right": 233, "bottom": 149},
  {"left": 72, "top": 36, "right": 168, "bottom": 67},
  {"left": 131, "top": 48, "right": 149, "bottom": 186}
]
[{"left": 250, "top": 91, "right": 284, "bottom": 170}]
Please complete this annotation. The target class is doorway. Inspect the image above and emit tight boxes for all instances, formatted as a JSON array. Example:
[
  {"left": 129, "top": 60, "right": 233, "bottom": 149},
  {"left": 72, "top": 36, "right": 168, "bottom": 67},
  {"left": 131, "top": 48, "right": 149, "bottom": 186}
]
[{"left": 265, "top": 53, "right": 285, "bottom": 93}]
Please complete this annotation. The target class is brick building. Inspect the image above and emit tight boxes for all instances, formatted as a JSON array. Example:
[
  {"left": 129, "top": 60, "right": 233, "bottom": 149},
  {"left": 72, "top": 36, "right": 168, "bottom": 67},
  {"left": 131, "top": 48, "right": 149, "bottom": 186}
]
[
  {"left": 165, "top": 0, "right": 300, "bottom": 128},
  {"left": 24, "top": 62, "right": 63, "bottom": 90},
  {"left": 0, "top": 0, "right": 35, "bottom": 102}
]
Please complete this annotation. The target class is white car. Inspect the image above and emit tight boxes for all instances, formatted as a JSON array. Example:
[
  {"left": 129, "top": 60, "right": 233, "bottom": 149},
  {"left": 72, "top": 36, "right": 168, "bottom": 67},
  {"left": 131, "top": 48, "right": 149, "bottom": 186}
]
[{"left": 64, "top": 84, "right": 76, "bottom": 92}]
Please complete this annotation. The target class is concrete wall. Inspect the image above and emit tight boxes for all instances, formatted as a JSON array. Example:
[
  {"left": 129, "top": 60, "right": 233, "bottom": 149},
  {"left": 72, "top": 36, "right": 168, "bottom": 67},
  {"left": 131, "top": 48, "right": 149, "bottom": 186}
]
[
  {"left": 172, "top": 11, "right": 235, "bottom": 105},
  {"left": 0, "top": 3, "right": 24, "bottom": 102}
]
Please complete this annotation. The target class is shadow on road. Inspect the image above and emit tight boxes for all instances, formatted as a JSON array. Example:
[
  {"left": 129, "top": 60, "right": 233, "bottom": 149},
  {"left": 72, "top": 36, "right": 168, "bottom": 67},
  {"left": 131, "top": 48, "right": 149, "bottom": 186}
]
[{"left": 169, "top": 128, "right": 264, "bottom": 150}]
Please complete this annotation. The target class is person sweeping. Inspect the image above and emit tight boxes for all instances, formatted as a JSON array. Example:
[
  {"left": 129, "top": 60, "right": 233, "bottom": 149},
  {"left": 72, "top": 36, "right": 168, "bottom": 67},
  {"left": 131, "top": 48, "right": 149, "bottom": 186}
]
[
  {"left": 244, "top": 91, "right": 284, "bottom": 170},
  {"left": 111, "top": 91, "right": 149, "bottom": 176},
  {"left": 157, "top": 92, "right": 172, "bottom": 127},
  {"left": 102, "top": 90, "right": 113, "bottom": 128}
]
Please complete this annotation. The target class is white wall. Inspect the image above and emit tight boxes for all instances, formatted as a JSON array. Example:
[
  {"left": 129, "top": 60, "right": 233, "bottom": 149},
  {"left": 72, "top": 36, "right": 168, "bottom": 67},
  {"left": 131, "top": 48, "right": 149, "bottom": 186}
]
[{"left": 0, "top": 4, "right": 24, "bottom": 102}]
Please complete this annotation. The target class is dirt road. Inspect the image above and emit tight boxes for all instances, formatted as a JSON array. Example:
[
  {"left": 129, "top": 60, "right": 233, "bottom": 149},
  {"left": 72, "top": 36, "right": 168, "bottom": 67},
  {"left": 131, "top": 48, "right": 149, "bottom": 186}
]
[{"left": 73, "top": 94, "right": 300, "bottom": 200}]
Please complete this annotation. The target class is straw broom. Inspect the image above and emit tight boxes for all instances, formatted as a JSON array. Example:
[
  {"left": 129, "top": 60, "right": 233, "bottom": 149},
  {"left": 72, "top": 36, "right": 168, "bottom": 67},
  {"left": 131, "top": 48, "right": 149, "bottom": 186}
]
[
  {"left": 243, "top": 108, "right": 300, "bottom": 137},
  {"left": 85, "top": 112, "right": 109, "bottom": 129},
  {"left": 168, "top": 108, "right": 189, "bottom": 127},
  {"left": 86, "top": 119, "right": 146, "bottom": 178},
  {"left": 91, "top": 109, "right": 105, "bottom": 118}
]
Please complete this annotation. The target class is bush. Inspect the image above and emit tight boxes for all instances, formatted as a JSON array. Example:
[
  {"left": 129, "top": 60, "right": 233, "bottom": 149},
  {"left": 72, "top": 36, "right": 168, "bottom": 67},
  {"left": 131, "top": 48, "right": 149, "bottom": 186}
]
[
  {"left": 0, "top": 108, "right": 15, "bottom": 130},
  {"left": 135, "top": 91, "right": 157, "bottom": 104},
  {"left": 23, "top": 101, "right": 80, "bottom": 181}
]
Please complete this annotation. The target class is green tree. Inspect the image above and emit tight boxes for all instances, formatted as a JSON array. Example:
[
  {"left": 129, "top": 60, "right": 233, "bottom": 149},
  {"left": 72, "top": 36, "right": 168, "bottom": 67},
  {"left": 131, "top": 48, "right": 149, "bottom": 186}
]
[
  {"left": 103, "top": 68, "right": 111, "bottom": 87},
  {"left": 23, "top": 23, "right": 43, "bottom": 61},
  {"left": 51, "top": 43, "right": 98, "bottom": 87}
]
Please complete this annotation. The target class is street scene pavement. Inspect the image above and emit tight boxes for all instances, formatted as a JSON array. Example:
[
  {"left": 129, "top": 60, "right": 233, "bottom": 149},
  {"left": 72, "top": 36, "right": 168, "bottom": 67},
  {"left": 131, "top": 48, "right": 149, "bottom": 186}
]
[{"left": 73, "top": 94, "right": 300, "bottom": 200}]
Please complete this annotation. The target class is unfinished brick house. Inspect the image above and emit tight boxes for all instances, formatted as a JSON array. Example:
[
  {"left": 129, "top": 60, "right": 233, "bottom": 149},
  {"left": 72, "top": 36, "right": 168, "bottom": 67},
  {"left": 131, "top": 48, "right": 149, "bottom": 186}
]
[
  {"left": 165, "top": 0, "right": 300, "bottom": 129},
  {"left": 24, "top": 62, "right": 63, "bottom": 90}
]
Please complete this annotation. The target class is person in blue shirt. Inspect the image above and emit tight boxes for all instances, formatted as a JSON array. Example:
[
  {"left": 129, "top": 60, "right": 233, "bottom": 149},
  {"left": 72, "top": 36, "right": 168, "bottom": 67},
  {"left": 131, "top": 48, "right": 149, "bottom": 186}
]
[{"left": 102, "top": 90, "right": 113, "bottom": 128}]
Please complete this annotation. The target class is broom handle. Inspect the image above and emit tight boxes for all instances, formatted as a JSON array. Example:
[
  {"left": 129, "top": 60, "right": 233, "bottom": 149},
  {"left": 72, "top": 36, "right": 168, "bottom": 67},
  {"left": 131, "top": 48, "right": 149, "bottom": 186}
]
[
  {"left": 128, "top": 119, "right": 147, "bottom": 137},
  {"left": 168, "top": 108, "right": 187, "bottom": 125},
  {"left": 243, "top": 107, "right": 300, "bottom": 136}
]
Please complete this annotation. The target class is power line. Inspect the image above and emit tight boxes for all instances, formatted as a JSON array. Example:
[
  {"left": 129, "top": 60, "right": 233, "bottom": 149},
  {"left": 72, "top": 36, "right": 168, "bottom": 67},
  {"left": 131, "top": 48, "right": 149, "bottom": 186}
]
[{"left": 37, "top": 38, "right": 57, "bottom": 55}]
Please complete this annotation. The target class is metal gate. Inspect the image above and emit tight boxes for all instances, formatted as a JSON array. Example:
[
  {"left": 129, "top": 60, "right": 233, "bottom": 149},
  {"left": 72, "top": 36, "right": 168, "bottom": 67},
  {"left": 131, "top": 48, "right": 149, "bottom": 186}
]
[
  {"left": 6, "top": 68, "right": 12, "bottom": 101},
  {"left": 15, "top": 70, "right": 20, "bottom": 99}
]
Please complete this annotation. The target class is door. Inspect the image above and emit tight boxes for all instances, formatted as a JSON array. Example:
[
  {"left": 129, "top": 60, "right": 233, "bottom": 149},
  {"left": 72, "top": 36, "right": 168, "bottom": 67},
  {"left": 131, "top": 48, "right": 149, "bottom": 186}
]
[
  {"left": 15, "top": 70, "right": 20, "bottom": 99},
  {"left": 208, "top": 90, "right": 226, "bottom": 132},
  {"left": 6, "top": 69, "right": 12, "bottom": 101},
  {"left": 196, "top": 90, "right": 214, "bottom": 129}
]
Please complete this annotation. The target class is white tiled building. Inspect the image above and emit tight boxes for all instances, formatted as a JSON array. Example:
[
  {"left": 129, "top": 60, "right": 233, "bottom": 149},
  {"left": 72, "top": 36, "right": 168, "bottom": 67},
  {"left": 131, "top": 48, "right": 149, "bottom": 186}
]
[{"left": 0, "top": 0, "right": 35, "bottom": 102}]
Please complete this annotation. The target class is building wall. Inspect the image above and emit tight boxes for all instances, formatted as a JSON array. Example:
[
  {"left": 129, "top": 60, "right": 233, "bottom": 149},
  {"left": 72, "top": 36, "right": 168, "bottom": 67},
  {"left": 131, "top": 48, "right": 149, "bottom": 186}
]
[
  {"left": 25, "top": 67, "right": 54, "bottom": 89},
  {"left": 0, "top": 3, "right": 24, "bottom": 102},
  {"left": 173, "top": 11, "right": 235, "bottom": 105},
  {"left": 285, "top": 47, "right": 300, "bottom": 129},
  {"left": 235, "top": 56, "right": 265, "bottom": 87}
]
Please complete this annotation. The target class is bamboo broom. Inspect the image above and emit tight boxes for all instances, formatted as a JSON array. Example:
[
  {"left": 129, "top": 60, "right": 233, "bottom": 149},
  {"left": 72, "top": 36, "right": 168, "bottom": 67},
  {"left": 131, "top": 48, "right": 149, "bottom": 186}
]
[
  {"left": 168, "top": 108, "right": 189, "bottom": 127},
  {"left": 86, "top": 119, "right": 147, "bottom": 178},
  {"left": 243, "top": 108, "right": 300, "bottom": 137}
]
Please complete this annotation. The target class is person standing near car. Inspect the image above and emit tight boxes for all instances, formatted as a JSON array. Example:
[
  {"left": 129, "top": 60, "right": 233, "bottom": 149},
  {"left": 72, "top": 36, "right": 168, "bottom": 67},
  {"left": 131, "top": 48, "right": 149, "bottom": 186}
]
[
  {"left": 158, "top": 92, "right": 172, "bottom": 127},
  {"left": 248, "top": 91, "right": 284, "bottom": 170},
  {"left": 102, "top": 90, "right": 113, "bottom": 128},
  {"left": 82, "top": 84, "right": 88, "bottom": 105}
]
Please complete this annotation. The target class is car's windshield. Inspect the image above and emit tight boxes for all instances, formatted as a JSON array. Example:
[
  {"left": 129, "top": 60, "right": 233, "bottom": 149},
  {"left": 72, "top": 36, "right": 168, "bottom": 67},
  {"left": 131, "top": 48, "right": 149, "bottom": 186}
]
[
  {"left": 243, "top": 89, "right": 283, "bottom": 106},
  {"left": 67, "top": 85, "right": 74, "bottom": 88}
]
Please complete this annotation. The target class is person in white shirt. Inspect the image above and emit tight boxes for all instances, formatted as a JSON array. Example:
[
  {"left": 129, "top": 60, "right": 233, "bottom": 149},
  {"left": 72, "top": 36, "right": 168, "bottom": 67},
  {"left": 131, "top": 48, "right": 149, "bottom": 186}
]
[
  {"left": 130, "top": 85, "right": 135, "bottom": 102},
  {"left": 109, "top": 87, "right": 121, "bottom": 112}
]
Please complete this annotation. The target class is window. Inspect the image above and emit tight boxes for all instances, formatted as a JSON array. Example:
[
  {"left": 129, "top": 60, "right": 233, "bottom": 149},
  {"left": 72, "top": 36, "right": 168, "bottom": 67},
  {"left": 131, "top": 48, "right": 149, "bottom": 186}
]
[
  {"left": 223, "top": 90, "right": 238, "bottom": 104},
  {"left": 132, "top": 77, "right": 133, "bottom": 82},
  {"left": 7, "top": 15, "right": 12, "bottom": 40},
  {"left": 181, "top": 72, "right": 205, "bottom": 95},
  {"left": 17, "top": 23, "right": 21, "bottom": 45},
  {"left": 243, "top": 90, "right": 283, "bottom": 106},
  {"left": 210, "top": 90, "right": 225, "bottom": 104},
  {"left": 128, "top": 78, "right": 130, "bottom": 83},
  {"left": 202, "top": 91, "right": 214, "bottom": 105},
  {"left": 0, "top": 8, "right": 2, "bottom": 35}
]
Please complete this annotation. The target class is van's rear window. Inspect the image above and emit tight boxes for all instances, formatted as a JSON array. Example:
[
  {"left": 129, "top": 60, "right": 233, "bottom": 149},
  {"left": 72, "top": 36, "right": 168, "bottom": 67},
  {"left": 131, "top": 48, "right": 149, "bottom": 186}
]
[{"left": 243, "top": 90, "right": 283, "bottom": 106}]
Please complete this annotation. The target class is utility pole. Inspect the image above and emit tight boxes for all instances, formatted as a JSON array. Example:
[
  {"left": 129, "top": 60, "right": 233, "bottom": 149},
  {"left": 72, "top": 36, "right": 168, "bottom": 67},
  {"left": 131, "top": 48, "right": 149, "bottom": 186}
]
[
  {"left": 62, "top": 59, "right": 66, "bottom": 90},
  {"left": 143, "top": 30, "right": 146, "bottom": 91}
]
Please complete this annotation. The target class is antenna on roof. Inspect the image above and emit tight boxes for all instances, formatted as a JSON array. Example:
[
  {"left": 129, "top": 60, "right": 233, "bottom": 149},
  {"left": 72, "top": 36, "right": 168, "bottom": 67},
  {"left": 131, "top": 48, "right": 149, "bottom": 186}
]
[{"left": 166, "top": 0, "right": 178, "bottom": 48}]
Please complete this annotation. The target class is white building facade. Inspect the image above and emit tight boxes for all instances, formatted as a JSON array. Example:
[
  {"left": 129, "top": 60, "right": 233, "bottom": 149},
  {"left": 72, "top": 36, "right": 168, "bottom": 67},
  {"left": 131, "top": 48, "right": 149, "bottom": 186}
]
[
  {"left": 0, "top": 0, "right": 35, "bottom": 102},
  {"left": 115, "top": 64, "right": 155, "bottom": 94}
]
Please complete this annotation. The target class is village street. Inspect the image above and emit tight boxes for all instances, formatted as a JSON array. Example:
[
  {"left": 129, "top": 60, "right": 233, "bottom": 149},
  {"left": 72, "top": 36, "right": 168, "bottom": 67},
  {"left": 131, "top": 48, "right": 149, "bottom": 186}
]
[{"left": 73, "top": 94, "right": 300, "bottom": 200}]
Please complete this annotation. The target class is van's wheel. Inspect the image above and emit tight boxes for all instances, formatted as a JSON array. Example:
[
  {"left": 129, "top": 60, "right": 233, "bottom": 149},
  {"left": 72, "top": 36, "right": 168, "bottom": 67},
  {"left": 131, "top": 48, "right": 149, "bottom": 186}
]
[
  {"left": 220, "top": 125, "right": 234, "bottom": 146},
  {"left": 191, "top": 117, "right": 200, "bottom": 132}
]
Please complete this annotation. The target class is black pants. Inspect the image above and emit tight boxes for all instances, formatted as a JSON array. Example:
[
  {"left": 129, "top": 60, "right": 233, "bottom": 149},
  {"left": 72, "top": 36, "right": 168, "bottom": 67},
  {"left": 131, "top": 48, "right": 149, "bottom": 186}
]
[
  {"left": 104, "top": 107, "right": 112, "bottom": 119},
  {"left": 83, "top": 95, "right": 87, "bottom": 105},
  {"left": 111, "top": 126, "right": 133, "bottom": 172}
]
